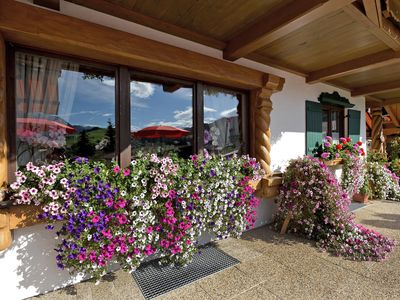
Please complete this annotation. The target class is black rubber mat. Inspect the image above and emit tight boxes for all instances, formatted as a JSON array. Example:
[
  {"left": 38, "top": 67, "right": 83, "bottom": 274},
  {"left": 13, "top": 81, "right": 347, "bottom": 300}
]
[{"left": 132, "top": 245, "right": 239, "bottom": 299}]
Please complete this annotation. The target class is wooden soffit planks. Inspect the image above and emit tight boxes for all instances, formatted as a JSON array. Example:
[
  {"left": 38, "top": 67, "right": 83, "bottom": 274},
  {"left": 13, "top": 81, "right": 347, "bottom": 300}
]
[
  {"left": 65, "top": 0, "right": 226, "bottom": 50},
  {"left": 344, "top": 2, "right": 400, "bottom": 50},
  {"left": 223, "top": 0, "right": 355, "bottom": 61},
  {"left": 0, "top": 0, "right": 276, "bottom": 90}
]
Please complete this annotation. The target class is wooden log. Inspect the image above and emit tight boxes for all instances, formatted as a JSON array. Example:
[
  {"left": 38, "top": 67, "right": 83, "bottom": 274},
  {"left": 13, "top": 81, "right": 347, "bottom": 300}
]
[{"left": 0, "top": 211, "right": 11, "bottom": 250}]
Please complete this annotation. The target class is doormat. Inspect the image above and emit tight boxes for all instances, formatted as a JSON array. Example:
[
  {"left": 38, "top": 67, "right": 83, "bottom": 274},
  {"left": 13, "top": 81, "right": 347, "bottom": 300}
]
[{"left": 132, "top": 245, "right": 239, "bottom": 299}]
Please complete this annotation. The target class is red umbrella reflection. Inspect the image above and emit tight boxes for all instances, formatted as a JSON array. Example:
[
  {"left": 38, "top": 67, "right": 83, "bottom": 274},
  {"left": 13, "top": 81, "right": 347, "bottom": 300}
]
[
  {"left": 17, "top": 118, "right": 76, "bottom": 134},
  {"left": 133, "top": 125, "right": 189, "bottom": 139}
]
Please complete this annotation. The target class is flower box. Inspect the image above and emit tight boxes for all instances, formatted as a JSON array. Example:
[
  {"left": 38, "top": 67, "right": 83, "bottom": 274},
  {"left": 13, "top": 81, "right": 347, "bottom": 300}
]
[
  {"left": 323, "top": 158, "right": 343, "bottom": 166},
  {"left": 353, "top": 193, "right": 368, "bottom": 203}
]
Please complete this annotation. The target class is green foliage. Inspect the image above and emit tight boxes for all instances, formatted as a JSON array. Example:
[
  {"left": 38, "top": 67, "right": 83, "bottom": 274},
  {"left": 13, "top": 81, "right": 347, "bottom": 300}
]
[
  {"left": 359, "top": 177, "right": 371, "bottom": 197},
  {"left": 387, "top": 136, "right": 400, "bottom": 160},
  {"left": 103, "top": 120, "right": 115, "bottom": 153},
  {"left": 367, "top": 150, "right": 388, "bottom": 163}
]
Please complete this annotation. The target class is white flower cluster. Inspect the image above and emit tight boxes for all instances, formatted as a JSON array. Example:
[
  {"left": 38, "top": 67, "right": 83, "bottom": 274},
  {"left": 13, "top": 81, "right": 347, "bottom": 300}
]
[{"left": 367, "top": 162, "right": 400, "bottom": 201}]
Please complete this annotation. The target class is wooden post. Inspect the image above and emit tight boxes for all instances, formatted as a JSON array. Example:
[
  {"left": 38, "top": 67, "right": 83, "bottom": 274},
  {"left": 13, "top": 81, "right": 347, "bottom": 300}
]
[
  {"left": 0, "top": 32, "right": 11, "bottom": 251},
  {"left": 371, "top": 107, "right": 384, "bottom": 152},
  {"left": 252, "top": 74, "right": 285, "bottom": 176},
  {"left": 280, "top": 215, "right": 291, "bottom": 234}
]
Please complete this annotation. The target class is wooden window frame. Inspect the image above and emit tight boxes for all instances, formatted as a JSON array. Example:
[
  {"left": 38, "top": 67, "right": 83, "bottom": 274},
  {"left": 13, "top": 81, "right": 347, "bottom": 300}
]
[{"left": 6, "top": 44, "right": 250, "bottom": 177}]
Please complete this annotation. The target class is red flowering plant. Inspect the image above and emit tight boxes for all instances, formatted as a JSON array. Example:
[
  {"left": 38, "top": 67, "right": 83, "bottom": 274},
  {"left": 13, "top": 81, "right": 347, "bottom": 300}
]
[
  {"left": 313, "top": 136, "right": 365, "bottom": 161},
  {"left": 9, "top": 152, "right": 262, "bottom": 280},
  {"left": 274, "top": 156, "right": 396, "bottom": 261}
]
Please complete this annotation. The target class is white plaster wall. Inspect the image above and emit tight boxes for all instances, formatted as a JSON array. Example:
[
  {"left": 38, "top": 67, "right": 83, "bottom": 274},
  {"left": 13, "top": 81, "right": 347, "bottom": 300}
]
[{"left": 4, "top": 1, "right": 365, "bottom": 299}]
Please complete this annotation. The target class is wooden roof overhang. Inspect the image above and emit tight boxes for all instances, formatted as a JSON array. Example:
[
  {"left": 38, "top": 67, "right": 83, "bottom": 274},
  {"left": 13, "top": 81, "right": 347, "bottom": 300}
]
[
  {"left": 48, "top": 3, "right": 393, "bottom": 92},
  {"left": 0, "top": 0, "right": 282, "bottom": 91},
  {"left": 54, "top": 0, "right": 400, "bottom": 133}
]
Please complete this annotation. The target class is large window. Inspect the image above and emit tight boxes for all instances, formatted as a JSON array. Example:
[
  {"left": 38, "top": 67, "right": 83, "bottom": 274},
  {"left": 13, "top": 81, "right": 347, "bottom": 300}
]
[
  {"left": 9, "top": 47, "right": 248, "bottom": 174},
  {"left": 14, "top": 51, "right": 116, "bottom": 167}
]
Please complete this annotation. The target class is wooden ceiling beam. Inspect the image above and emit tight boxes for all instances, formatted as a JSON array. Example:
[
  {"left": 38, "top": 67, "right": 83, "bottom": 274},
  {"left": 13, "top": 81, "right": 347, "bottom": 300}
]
[
  {"left": 367, "top": 97, "right": 400, "bottom": 108},
  {"left": 65, "top": 0, "right": 226, "bottom": 50},
  {"left": 223, "top": 0, "right": 355, "bottom": 61},
  {"left": 352, "top": 81, "right": 400, "bottom": 97},
  {"left": 307, "top": 49, "right": 400, "bottom": 83},
  {"left": 362, "top": 0, "right": 382, "bottom": 26},
  {"left": 384, "top": 127, "right": 400, "bottom": 135},
  {"left": 344, "top": 2, "right": 400, "bottom": 50},
  {"left": 33, "top": 0, "right": 60, "bottom": 11}
]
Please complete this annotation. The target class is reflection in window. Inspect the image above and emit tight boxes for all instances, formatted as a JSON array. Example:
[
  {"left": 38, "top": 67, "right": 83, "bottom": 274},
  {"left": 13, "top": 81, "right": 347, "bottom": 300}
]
[
  {"left": 130, "top": 76, "right": 193, "bottom": 158},
  {"left": 203, "top": 87, "right": 242, "bottom": 155},
  {"left": 15, "top": 52, "right": 115, "bottom": 167}
]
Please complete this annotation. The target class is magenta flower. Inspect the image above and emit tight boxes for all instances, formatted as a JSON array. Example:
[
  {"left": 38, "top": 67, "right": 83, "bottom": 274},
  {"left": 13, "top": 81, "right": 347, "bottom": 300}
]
[
  {"left": 123, "top": 168, "right": 130, "bottom": 176},
  {"left": 91, "top": 215, "right": 100, "bottom": 223},
  {"left": 113, "top": 166, "right": 121, "bottom": 174},
  {"left": 116, "top": 198, "right": 126, "bottom": 208},
  {"left": 321, "top": 152, "right": 330, "bottom": 159},
  {"left": 105, "top": 198, "right": 113, "bottom": 207}
]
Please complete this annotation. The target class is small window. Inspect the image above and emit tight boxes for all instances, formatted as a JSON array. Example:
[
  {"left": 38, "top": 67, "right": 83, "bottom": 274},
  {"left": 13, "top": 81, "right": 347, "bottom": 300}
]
[
  {"left": 321, "top": 105, "right": 344, "bottom": 142},
  {"left": 14, "top": 51, "right": 116, "bottom": 167}
]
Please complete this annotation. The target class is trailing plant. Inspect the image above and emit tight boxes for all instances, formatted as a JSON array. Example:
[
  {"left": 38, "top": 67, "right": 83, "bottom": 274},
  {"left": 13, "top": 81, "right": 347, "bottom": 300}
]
[
  {"left": 389, "top": 158, "right": 400, "bottom": 178},
  {"left": 9, "top": 152, "right": 262, "bottom": 279},
  {"left": 274, "top": 156, "right": 395, "bottom": 261},
  {"left": 387, "top": 136, "right": 400, "bottom": 160},
  {"left": 341, "top": 155, "right": 365, "bottom": 197},
  {"left": 366, "top": 150, "right": 388, "bottom": 163},
  {"left": 313, "top": 136, "right": 365, "bottom": 161},
  {"left": 358, "top": 177, "right": 371, "bottom": 197},
  {"left": 366, "top": 162, "right": 400, "bottom": 201}
]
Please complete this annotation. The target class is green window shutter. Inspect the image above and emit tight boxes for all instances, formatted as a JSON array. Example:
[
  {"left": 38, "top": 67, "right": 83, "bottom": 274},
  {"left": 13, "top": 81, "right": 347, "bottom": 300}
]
[
  {"left": 348, "top": 109, "right": 361, "bottom": 142},
  {"left": 306, "top": 101, "right": 322, "bottom": 155}
]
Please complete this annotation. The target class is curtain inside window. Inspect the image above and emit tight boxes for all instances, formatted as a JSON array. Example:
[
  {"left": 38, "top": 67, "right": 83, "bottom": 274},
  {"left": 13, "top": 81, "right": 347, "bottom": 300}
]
[{"left": 15, "top": 52, "right": 79, "bottom": 166}]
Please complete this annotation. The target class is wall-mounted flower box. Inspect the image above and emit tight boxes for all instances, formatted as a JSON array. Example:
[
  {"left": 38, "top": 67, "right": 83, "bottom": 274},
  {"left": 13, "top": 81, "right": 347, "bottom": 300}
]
[
  {"left": 250, "top": 173, "right": 282, "bottom": 199},
  {"left": 323, "top": 158, "right": 343, "bottom": 166},
  {"left": 0, "top": 205, "right": 45, "bottom": 250}
]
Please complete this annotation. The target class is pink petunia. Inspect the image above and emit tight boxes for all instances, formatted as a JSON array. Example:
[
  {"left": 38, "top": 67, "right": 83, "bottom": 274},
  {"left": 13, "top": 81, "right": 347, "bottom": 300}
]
[
  {"left": 113, "top": 166, "right": 121, "bottom": 174},
  {"left": 123, "top": 168, "right": 131, "bottom": 176}
]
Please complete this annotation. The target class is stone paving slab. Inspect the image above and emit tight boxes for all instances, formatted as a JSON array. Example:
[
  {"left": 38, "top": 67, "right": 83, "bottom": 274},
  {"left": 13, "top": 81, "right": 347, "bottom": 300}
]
[{"left": 31, "top": 200, "right": 400, "bottom": 300}]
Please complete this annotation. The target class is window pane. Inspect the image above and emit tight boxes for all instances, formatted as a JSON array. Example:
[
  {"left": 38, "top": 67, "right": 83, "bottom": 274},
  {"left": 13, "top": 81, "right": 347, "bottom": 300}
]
[
  {"left": 203, "top": 86, "right": 242, "bottom": 155},
  {"left": 15, "top": 52, "right": 115, "bottom": 167},
  {"left": 331, "top": 111, "right": 341, "bottom": 141},
  {"left": 130, "top": 76, "right": 193, "bottom": 158}
]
